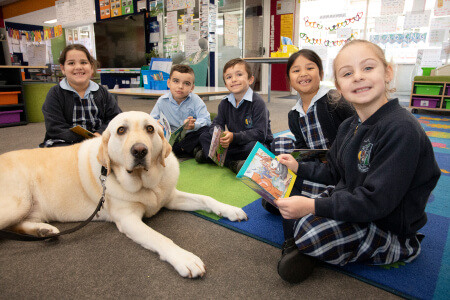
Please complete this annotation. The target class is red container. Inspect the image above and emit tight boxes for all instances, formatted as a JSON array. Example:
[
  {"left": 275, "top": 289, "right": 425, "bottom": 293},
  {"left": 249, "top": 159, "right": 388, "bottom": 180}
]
[
  {"left": 0, "top": 110, "right": 22, "bottom": 124},
  {"left": 412, "top": 97, "right": 440, "bottom": 108},
  {"left": 0, "top": 91, "right": 20, "bottom": 105}
]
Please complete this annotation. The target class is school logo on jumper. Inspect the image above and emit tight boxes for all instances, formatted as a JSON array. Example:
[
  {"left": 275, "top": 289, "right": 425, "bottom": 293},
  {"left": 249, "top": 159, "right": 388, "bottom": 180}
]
[
  {"left": 358, "top": 139, "right": 373, "bottom": 173},
  {"left": 244, "top": 115, "right": 253, "bottom": 128}
]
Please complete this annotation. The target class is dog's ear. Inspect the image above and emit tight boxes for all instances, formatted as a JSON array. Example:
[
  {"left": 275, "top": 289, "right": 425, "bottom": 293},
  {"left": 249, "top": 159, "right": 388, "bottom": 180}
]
[
  {"left": 97, "top": 130, "right": 111, "bottom": 175},
  {"left": 157, "top": 129, "right": 172, "bottom": 167}
]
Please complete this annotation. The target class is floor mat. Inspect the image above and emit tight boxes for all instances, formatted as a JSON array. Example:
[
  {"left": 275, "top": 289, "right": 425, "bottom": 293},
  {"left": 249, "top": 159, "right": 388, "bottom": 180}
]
[{"left": 177, "top": 114, "right": 450, "bottom": 299}]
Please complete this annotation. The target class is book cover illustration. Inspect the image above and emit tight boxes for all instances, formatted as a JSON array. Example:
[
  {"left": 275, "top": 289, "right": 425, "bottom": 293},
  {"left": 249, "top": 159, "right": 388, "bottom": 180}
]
[
  {"left": 291, "top": 149, "right": 328, "bottom": 162},
  {"left": 168, "top": 122, "right": 188, "bottom": 146},
  {"left": 208, "top": 126, "right": 228, "bottom": 167},
  {"left": 237, "top": 142, "right": 297, "bottom": 207},
  {"left": 70, "top": 125, "right": 95, "bottom": 139},
  {"left": 158, "top": 112, "right": 171, "bottom": 140}
]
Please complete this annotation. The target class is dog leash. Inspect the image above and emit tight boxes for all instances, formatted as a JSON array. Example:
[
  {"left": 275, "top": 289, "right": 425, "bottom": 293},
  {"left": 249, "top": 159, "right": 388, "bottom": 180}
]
[{"left": 0, "top": 167, "right": 108, "bottom": 242}]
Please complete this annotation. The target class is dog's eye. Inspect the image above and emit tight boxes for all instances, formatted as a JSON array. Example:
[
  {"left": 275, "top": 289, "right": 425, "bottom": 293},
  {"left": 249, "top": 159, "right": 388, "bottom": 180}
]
[
  {"left": 117, "top": 126, "right": 126, "bottom": 135},
  {"left": 146, "top": 125, "right": 154, "bottom": 133}
]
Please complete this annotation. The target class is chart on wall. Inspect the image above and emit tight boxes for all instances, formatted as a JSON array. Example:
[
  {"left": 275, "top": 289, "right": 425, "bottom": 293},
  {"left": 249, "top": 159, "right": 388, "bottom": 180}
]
[
  {"left": 56, "top": 0, "right": 96, "bottom": 27},
  {"left": 97, "top": 0, "right": 134, "bottom": 20}
]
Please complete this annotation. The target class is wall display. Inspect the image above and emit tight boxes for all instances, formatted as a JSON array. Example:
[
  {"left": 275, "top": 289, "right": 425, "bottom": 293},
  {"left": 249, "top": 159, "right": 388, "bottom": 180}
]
[
  {"left": 276, "top": 0, "right": 295, "bottom": 15},
  {"left": 224, "top": 14, "right": 238, "bottom": 47},
  {"left": 149, "top": 0, "right": 164, "bottom": 17},
  {"left": 298, "top": 32, "right": 358, "bottom": 47},
  {"left": 303, "top": 12, "right": 363, "bottom": 31},
  {"left": 100, "top": 0, "right": 111, "bottom": 19},
  {"left": 56, "top": 0, "right": 96, "bottom": 27},
  {"left": 280, "top": 14, "right": 293, "bottom": 43},
  {"left": 166, "top": 11, "right": 178, "bottom": 36},
  {"left": 403, "top": 10, "right": 431, "bottom": 29},
  {"left": 434, "top": 0, "right": 450, "bottom": 16},
  {"left": 166, "top": 0, "right": 195, "bottom": 12},
  {"left": 369, "top": 33, "right": 427, "bottom": 45},
  {"left": 380, "top": 0, "right": 405, "bottom": 15},
  {"left": 111, "top": 0, "right": 122, "bottom": 17}
]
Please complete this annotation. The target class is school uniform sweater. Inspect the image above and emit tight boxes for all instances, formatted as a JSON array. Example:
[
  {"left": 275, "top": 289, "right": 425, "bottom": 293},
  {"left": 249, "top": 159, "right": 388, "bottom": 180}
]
[
  {"left": 297, "top": 99, "right": 441, "bottom": 237},
  {"left": 288, "top": 91, "right": 354, "bottom": 149},
  {"left": 42, "top": 84, "right": 121, "bottom": 144},
  {"left": 210, "top": 91, "right": 273, "bottom": 146}
]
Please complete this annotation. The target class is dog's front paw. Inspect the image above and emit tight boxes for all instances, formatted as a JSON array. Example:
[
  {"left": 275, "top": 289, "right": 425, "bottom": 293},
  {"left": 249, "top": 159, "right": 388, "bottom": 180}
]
[
  {"left": 216, "top": 204, "right": 248, "bottom": 222},
  {"left": 163, "top": 247, "right": 206, "bottom": 278}
]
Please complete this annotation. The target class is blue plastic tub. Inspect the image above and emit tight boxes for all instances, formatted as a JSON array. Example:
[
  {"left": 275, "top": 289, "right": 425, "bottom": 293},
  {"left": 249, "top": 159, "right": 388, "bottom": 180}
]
[{"left": 141, "top": 70, "right": 169, "bottom": 90}]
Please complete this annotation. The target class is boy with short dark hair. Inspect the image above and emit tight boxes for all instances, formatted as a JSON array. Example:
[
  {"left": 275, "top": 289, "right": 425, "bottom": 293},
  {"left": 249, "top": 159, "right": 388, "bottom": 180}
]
[
  {"left": 150, "top": 64, "right": 211, "bottom": 157},
  {"left": 197, "top": 58, "right": 273, "bottom": 173}
]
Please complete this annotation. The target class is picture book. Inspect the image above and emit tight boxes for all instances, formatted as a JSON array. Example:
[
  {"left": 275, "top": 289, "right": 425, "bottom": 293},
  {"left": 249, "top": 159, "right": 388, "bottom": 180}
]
[
  {"left": 168, "top": 122, "right": 188, "bottom": 146},
  {"left": 158, "top": 112, "right": 171, "bottom": 140},
  {"left": 70, "top": 125, "right": 95, "bottom": 139},
  {"left": 236, "top": 142, "right": 297, "bottom": 207},
  {"left": 290, "top": 149, "right": 328, "bottom": 162},
  {"left": 208, "top": 126, "right": 228, "bottom": 167}
]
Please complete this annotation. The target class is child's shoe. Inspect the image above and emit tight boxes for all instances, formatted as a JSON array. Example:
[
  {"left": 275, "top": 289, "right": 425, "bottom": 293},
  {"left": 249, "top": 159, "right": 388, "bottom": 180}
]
[
  {"left": 261, "top": 198, "right": 281, "bottom": 215},
  {"left": 226, "top": 160, "right": 245, "bottom": 174},
  {"left": 277, "top": 238, "right": 316, "bottom": 284},
  {"left": 194, "top": 148, "right": 208, "bottom": 163}
]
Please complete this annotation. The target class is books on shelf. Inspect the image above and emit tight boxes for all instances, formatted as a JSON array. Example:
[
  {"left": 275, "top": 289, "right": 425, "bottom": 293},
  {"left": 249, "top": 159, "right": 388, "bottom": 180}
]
[
  {"left": 70, "top": 125, "right": 95, "bottom": 139},
  {"left": 237, "top": 142, "right": 296, "bottom": 207},
  {"left": 208, "top": 126, "right": 228, "bottom": 167}
]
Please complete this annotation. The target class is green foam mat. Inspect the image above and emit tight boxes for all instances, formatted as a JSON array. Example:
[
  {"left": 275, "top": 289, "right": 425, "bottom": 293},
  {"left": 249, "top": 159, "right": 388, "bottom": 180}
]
[{"left": 176, "top": 159, "right": 258, "bottom": 220}]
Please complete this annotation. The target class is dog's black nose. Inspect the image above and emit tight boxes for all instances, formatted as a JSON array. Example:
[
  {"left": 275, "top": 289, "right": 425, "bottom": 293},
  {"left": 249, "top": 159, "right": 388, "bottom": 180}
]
[{"left": 131, "top": 143, "right": 148, "bottom": 159}]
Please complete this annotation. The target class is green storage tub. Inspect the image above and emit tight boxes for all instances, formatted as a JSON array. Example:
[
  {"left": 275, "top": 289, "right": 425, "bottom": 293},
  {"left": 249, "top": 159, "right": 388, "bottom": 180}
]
[
  {"left": 23, "top": 83, "right": 56, "bottom": 122},
  {"left": 445, "top": 98, "right": 450, "bottom": 109},
  {"left": 414, "top": 84, "right": 443, "bottom": 96}
]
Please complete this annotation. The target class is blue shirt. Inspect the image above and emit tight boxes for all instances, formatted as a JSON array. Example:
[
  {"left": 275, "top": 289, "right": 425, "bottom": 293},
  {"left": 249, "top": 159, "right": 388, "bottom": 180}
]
[
  {"left": 60, "top": 78, "right": 99, "bottom": 99},
  {"left": 226, "top": 87, "right": 254, "bottom": 108},
  {"left": 150, "top": 91, "right": 211, "bottom": 132}
]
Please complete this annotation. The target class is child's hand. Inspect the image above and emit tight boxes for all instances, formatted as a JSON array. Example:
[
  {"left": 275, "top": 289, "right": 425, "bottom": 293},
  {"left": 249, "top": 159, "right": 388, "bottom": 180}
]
[
  {"left": 277, "top": 154, "right": 299, "bottom": 173},
  {"left": 275, "top": 196, "right": 315, "bottom": 219},
  {"left": 220, "top": 131, "right": 233, "bottom": 148},
  {"left": 184, "top": 116, "right": 196, "bottom": 130},
  {"left": 93, "top": 132, "right": 101, "bottom": 137}
]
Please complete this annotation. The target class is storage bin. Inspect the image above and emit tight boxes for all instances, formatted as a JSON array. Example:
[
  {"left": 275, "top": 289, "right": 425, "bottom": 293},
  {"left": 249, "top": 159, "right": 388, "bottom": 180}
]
[
  {"left": 141, "top": 70, "right": 169, "bottom": 90},
  {"left": 0, "top": 91, "right": 21, "bottom": 105},
  {"left": 446, "top": 85, "right": 450, "bottom": 95},
  {"left": 421, "top": 67, "right": 435, "bottom": 76},
  {"left": 414, "top": 84, "right": 443, "bottom": 95},
  {"left": 0, "top": 110, "right": 22, "bottom": 124},
  {"left": 412, "top": 97, "right": 440, "bottom": 108},
  {"left": 444, "top": 98, "right": 450, "bottom": 109}
]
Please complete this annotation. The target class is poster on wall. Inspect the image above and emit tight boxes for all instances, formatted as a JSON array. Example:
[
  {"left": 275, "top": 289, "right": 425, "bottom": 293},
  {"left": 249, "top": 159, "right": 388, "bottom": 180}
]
[
  {"left": 280, "top": 14, "right": 293, "bottom": 43},
  {"left": 99, "top": 0, "right": 111, "bottom": 19},
  {"left": 380, "top": 0, "right": 405, "bottom": 16},
  {"left": 276, "top": 0, "right": 294, "bottom": 15},
  {"left": 185, "top": 31, "right": 200, "bottom": 56},
  {"left": 166, "top": 11, "right": 178, "bottom": 36},
  {"left": 224, "top": 14, "right": 238, "bottom": 47},
  {"left": 150, "top": 0, "right": 164, "bottom": 17},
  {"left": 110, "top": 0, "right": 122, "bottom": 17},
  {"left": 57, "top": 0, "right": 96, "bottom": 26},
  {"left": 166, "top": 0, "right": 195, "bottom": 12},
  {"left": 121, "top": 0, "right": 134, "bottom": 15},
  {"left": 434, "top": 0, "right": 450, "bottom": 16}
]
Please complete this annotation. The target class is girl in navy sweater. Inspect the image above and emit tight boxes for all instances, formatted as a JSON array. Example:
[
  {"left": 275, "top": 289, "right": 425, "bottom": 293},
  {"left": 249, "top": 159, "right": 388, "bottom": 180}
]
[
  {"left": 275, "top": 40, "right": 441, "bottom": 284},
  {"left": 264, "top": 49, "right": 354, "bottom": 214}
]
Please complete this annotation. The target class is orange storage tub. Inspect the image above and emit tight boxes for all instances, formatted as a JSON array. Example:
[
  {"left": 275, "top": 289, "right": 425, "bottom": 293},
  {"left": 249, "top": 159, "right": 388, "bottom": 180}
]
[{"left": 0, "top": 91, "right": 21, "bottom": 105}]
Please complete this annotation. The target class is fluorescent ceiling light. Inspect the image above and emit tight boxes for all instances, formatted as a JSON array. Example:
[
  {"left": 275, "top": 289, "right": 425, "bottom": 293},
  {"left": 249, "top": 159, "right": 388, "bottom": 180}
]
[{"left": 44, "top": 19, "right": 58, "bottom": 24}]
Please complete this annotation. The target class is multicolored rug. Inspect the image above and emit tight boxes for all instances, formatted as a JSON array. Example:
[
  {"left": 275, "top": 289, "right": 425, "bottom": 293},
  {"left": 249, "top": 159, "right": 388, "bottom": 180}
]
[{"left": 177, "top": 114, "right": 450, "bottom": 300}]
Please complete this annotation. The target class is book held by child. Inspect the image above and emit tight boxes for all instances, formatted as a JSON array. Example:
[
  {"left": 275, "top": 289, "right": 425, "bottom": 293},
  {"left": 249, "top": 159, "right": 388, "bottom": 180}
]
[
  {"left": 70, "top": 125, "right": 95, "bottom": 139},
  {"left": 208, "top": 126, "right": 228, "bottom": 167},
  {"left": 237, "top": 142, "right": 296, "bottom": 207},
  {"left": 168, "top": 122, "right": 188, "bottom": 146},
  {"left": 158, "top": 112, "right": 172, "bottom": 140}
]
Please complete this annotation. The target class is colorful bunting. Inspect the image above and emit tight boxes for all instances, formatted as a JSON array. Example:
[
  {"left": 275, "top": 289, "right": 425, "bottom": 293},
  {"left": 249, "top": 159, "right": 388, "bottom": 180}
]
[
  {"left": 304, "top": 12, "right": 364, "bottom": 32},
  {"left": 299, "top": 32, "right": 358, "bottom": 47}
]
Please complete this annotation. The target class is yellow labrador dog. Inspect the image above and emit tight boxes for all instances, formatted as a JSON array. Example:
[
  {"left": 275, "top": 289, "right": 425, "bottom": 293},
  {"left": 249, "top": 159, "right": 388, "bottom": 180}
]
[{"left": 0, "top": 111, "right": 247, "bottom": 278}]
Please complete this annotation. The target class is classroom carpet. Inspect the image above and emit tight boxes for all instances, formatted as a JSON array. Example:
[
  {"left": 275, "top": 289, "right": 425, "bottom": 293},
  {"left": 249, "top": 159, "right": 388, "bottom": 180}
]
[{"left": 176, "top": 114, "right": 450, "bottom": 300}]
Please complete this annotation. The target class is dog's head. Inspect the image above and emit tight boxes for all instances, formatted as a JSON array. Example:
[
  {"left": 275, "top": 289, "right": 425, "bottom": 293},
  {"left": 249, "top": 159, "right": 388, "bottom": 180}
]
[{"left": 97, "top": 111, "right": 172, "bottom": 175}]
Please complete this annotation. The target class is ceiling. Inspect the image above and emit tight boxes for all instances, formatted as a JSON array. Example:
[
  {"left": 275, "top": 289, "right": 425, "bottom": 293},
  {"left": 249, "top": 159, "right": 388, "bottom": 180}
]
[{"left": 4, "top": 6, "right": 58, "bottom": 27}]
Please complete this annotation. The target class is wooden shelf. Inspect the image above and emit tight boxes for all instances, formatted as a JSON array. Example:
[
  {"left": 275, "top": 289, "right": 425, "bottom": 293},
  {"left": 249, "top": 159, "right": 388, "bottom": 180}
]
[{"left": 409, "top": 80, "right": 450, "bottom": 113}]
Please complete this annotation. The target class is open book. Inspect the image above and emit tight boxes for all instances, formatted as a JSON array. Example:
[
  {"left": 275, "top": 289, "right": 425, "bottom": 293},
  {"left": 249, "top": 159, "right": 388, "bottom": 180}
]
[
  {"left": 236, "top": 142, "right": 297, "bottom": 207},
  {"left": 158, "top": 112, "right": 171, "bottom": 141},
  {"left": 168, "top": 122, "right": 188, "bottom": 146},
  {"left": 70, "top": 125, "right": 95, "bottom": 139},
  {"left": 291, "top": 149, "right": 328, "bottom": 162},
  {"left": 208, "top": 126, "right": 228, "bottom": 167}
]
